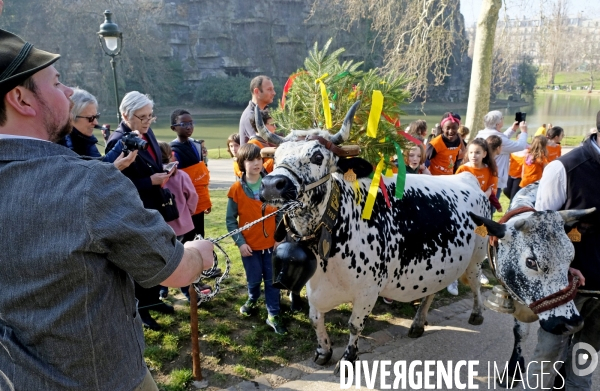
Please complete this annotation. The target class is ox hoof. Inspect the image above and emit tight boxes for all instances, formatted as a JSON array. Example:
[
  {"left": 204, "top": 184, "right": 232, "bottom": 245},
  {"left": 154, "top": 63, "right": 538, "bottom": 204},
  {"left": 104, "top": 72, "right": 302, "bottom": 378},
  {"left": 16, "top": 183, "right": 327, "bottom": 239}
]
[
  {"left": 313, "top": 348, "right": 333, "bottom": 366},
  {"left": 334, "top": 359, "right": 357, "bottom": 377},
  {"left": 408, "top": 325, "right": 425, "bottom": 338},
  {"left": 468, "top": 313, "right": 484, "bottom": 325}
]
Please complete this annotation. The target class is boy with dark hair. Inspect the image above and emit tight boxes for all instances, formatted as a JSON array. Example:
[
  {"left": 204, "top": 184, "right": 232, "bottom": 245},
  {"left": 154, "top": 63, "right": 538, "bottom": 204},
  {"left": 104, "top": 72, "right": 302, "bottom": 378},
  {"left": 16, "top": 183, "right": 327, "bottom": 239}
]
[
  {"left": 169, "top": 109, "right": 211, "bottom": 240},
  {"left": 225, "top": 143, "right": 286, "bottom": 334}
]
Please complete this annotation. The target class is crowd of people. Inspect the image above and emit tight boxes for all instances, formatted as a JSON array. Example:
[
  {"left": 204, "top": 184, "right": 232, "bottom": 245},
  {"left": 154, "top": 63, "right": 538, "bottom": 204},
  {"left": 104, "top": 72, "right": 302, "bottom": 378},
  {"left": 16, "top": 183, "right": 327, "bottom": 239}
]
[{"left": 0, "top": 25, "right": 598, "bottom": 391}]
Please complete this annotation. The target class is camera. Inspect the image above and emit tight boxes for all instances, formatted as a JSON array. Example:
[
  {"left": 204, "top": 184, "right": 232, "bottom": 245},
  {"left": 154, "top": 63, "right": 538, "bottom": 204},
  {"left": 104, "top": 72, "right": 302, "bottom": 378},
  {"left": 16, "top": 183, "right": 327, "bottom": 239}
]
[
  {"left": 515, "top": 112, "right": 527, "bottom": 123},
  {"left": 121, "top": 132, "right": 148, "bottom": 154},
  {"left": 94, "top": 124, "right": 111, "bottom": 142}
]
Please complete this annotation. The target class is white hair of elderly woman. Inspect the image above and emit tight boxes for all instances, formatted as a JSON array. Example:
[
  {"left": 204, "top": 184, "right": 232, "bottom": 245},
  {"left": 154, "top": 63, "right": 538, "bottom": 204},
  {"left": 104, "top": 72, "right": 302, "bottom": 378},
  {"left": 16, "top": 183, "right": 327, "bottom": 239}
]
[
  {"left": 119, "top": 91, "right": 154, "bottom": 119},
  {"left": 70, "top": 88, "right": 98, "bottom": 121},
  {"left": 483, "top": 110, "right": 504, "bottom": 129}
]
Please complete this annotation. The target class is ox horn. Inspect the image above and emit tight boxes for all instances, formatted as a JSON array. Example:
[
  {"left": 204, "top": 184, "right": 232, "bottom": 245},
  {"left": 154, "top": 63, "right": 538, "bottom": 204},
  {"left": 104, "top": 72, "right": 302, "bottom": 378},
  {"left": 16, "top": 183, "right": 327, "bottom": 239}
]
[
  {"left": 513, "top": 219, "right": 532, "bottom": 232},
  {"left": 255, "top": 105, "right": 285, "bottom": 146},
  {"left": 330, "top": 101, "right": 361, "bottom": 145},
  {"left": 558, "top": 207, "right": 596, "bottom": 224}
]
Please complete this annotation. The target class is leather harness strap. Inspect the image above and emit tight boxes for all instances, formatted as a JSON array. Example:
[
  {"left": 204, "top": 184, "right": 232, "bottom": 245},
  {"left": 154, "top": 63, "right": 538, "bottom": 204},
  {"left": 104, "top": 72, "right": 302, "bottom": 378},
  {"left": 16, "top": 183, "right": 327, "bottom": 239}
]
[{"left": 304, "top": 134, "right": 360, "bottom": 157}]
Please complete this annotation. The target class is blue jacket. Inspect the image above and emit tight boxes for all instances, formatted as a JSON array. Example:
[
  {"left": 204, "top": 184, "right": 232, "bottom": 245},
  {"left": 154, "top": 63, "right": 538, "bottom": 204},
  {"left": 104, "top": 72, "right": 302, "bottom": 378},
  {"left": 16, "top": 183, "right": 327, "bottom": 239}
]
[{"left": 58, "top": 127, "right": 123, "bottom": 163}]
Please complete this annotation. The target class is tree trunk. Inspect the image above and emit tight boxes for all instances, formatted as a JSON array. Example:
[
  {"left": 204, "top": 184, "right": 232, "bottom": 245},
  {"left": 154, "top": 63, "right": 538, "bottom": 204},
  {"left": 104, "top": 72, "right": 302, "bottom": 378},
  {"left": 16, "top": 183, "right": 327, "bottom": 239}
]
[{"left": 465, "top": 0, "right": 502, "bottom": 135}]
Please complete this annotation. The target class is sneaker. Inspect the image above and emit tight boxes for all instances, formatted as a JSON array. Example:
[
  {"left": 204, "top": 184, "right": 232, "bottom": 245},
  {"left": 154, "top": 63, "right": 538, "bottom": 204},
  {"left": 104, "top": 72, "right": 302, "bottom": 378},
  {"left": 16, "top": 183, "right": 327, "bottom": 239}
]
[
  {"left": 239, "top": 299, "right": 257, "bottom": 316},
  {"left": 447, "top": 280, "right": 459, "bottom": 296},
  {"left": 266, "top": 315, "right": 288, "bottom": 335},
  {"left": 382, "top": 297, "right": 393, "bottom": 305},
  {"left": 480, "top": 272, "right": 489, "bottom": 285}
]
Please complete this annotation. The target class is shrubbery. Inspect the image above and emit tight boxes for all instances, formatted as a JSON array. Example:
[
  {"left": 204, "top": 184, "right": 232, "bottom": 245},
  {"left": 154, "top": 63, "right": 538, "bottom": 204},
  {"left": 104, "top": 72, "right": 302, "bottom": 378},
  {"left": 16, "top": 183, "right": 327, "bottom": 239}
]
[
  {"left": 193, "top": 75, "right": 253, "bottom": 108},
  {"left": 192, "top": 75, "right": 281, "bottom": 108}
]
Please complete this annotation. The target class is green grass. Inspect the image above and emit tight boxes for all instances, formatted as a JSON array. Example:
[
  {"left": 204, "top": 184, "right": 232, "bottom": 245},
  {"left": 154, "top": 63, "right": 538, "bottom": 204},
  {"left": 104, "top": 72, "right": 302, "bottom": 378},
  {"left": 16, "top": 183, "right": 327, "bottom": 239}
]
[{"left": 537, "top": 71, "right": 599, "bottom": 89}]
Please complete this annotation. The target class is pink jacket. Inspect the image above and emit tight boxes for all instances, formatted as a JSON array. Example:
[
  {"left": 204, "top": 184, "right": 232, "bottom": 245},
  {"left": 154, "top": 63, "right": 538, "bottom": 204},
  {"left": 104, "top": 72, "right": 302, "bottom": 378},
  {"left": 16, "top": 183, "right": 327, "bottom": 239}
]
[{"left": 164, "top": 169, "right": 198, "bottom": 236}]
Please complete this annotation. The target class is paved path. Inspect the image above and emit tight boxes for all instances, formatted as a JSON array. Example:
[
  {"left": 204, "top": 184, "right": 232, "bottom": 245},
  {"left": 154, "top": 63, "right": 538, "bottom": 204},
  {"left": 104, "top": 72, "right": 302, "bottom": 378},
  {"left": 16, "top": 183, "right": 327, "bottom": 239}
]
[
  {"left": 208, "top": 159, "right": 237, "bottom": 190},
  {"left": 221, "top": 294, "right": 599, "bottom": 390}
]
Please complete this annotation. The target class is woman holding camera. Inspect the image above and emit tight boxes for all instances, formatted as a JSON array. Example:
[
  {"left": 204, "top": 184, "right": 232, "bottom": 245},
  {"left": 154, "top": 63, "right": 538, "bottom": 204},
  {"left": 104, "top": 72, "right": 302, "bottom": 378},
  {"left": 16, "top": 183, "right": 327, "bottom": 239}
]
[
  {"left": 106, "top": 91, "right": 175, "bottom": 331},
  {"left": 58, "top": 88, "right": 134, "bottom": 170}
]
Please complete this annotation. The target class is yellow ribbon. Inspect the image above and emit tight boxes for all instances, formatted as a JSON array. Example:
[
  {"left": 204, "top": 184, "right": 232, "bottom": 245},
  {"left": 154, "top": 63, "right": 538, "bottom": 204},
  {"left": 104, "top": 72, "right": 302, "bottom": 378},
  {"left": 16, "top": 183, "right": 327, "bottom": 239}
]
[
  {"left": 315, "top": 74, "right": 332, "bottom": 129},
  {"left": 362, "top": 158, "right": 385, "bottom": 220},
  {"left": 367, "top": 90, "right": 383, "bottom": 138},
  {"left": 353, "top": 180, "right": 362, "bottom": 205}
]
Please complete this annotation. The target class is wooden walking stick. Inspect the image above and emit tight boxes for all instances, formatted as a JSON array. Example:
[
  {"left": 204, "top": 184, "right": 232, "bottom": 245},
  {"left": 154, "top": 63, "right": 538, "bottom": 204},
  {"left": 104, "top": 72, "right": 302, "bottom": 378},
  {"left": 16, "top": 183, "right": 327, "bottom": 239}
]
[{"left": 189, "top": 284, "right": 202, "bottom": 380}]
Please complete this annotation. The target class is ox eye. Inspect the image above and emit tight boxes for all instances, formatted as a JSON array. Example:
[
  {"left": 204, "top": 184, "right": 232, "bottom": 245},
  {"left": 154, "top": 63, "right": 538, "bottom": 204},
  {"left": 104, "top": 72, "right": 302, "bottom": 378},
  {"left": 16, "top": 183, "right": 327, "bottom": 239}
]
[
  {"left": 525, "top": 258, "right": 538, "bottom": 271},
  {"left": 310, "top": 152, "right": 324, "bottom": 166}
]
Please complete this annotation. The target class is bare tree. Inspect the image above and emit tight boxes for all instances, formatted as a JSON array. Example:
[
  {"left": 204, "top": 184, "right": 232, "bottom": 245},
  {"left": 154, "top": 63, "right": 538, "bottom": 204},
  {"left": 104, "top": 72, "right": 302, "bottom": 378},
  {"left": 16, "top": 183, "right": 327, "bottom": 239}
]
[
  {"left": 537, "top": 0, "right": 570, "bottom": 84},
  {"left": 310, "top": 0, "right": 466, "bottom": 101},
  {"left": 464, "top": 0, "right": 503, "bottom": 132}
]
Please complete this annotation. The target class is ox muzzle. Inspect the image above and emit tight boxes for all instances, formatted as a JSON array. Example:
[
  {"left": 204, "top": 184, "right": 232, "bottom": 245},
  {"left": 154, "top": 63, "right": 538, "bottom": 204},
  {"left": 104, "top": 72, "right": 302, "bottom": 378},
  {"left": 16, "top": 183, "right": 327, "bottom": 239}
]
[{"left": 260, "top": 175, "right": 298, "bottom": 203}]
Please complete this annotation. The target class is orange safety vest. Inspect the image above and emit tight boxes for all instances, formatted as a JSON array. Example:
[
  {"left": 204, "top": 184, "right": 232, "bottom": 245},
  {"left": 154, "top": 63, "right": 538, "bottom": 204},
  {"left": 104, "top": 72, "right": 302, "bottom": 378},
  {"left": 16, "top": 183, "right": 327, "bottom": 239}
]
[
  {"left": 508, "top": 153, "right": 526, "bottom": 178},
  {"left": 520, "top": 156, "right": 547, "bottom": 188},
  {"left": 547, "top": 144, "right": 562, "bottom": 163},
  {"left": 428, "top": 135, "right": 460, "bottom": 176},
  {"left": 248, "top": 138, "right": 274, "bottom": 173},
  {"left": 227, "top": 181, "right": 277, "bottom": 250},
  {"left": 180, "top": 161, "right": 211, "bottom": 215},
  {"left": 455, "top": 165, "right": 498, "bottom": 192}
]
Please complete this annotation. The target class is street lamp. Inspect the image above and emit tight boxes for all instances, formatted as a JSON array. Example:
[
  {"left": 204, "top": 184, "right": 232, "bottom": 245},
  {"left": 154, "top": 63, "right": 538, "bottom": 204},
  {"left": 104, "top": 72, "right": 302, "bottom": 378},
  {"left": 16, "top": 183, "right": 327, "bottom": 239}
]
[{"left": 98, "top": 10, "right": 123, "bottom": 124}]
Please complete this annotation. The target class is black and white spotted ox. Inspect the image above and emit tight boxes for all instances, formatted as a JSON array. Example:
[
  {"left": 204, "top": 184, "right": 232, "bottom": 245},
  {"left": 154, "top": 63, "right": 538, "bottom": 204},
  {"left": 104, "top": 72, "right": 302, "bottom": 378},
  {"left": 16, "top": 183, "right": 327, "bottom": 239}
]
[
  {"left": 256, "top": 103, "right": 489, "bottom": 372},
  {"left": 469, "top": 182, "right": 595, "bottom": 386}
]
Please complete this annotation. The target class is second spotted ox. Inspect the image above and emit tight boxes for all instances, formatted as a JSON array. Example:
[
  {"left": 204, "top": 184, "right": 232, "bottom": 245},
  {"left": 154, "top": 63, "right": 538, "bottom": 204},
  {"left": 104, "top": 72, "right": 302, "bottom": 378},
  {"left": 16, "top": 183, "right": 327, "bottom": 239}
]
[{"left": 257, "top": 103, "right": 489, "bottom": 371}]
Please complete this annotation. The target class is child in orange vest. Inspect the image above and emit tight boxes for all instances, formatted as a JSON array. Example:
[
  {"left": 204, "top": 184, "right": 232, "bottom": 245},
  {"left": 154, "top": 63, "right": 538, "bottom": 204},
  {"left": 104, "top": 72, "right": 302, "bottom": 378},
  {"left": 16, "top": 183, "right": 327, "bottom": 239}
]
[
  {"left": 227, "top": 133, "right": 242, "bottom": 179},
  {"left": 546, "top": 126, "right": 564, "bottom": 162},
  {"left": 226, "top": 144, "right": 286, "bottom": 334},
  {"left": 426, "top": 112, "right": 464, "bottom": 175},
  {"left": 520, "top": 135, "right": 548, "bottom": 188},
  {"left": 449, "top": 138, "right": 500, "bottom": 294},
  {"left": 169, "top": 109, "right": 212, "bottom": 241},
  {"left": 248, "top": 109, "right": 275, "bottom": 173},
  {"left": 485, "top": 135, "right": 503, "bottom": 212}
]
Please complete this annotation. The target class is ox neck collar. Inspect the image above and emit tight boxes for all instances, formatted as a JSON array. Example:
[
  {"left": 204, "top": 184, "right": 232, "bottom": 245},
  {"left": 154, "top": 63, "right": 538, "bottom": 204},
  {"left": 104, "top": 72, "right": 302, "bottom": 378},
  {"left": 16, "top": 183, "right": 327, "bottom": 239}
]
[{"left": 283, "top": 180, "right": 340, "bottom": 261}]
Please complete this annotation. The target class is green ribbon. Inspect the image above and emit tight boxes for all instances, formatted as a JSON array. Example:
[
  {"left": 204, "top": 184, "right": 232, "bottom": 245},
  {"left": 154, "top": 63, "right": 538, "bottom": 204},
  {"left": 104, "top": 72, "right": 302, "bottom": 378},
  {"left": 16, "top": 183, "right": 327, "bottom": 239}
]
[{"left": 393, "top": 141, "right": 405, "bottom": 199}]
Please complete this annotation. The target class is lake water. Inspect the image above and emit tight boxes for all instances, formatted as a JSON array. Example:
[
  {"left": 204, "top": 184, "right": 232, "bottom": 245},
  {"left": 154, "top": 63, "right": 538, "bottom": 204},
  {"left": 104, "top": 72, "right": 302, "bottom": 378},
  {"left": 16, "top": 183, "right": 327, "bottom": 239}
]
[{"left": 106, "top": 92, "right": 600, "bottom": 150}]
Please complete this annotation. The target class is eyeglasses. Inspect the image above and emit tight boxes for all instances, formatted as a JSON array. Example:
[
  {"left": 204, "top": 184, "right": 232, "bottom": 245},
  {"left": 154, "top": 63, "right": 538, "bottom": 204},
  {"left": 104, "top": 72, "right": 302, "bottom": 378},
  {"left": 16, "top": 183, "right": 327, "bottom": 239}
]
[
  {"left": 76, "top": 114, "right": 100, "bottom": 123},
  {"left": 172, "top": 121, "right": 194, "bottom": 128},
  {"left": 133, "top": 113, "right": 157, "bottom": 124}
]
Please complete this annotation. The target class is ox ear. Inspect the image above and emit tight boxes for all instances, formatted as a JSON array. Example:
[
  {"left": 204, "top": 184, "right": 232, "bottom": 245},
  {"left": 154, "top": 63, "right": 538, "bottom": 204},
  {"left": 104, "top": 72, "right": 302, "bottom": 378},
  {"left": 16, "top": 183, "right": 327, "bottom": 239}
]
[
  {"left": 337, "top": 157, "right": 373, "bottom": 178},
  {"left": 468, "top": 212, "right": 506, "bottom": 238}
]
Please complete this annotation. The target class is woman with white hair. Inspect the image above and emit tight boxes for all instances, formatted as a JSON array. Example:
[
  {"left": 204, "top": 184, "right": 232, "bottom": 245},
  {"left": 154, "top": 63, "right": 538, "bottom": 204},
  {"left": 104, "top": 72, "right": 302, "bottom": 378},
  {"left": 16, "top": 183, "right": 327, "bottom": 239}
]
[
  {"left": 474, "top": 110, "right": 529, "bottom": 196},
  {"left": 58, "top": 88, "right": 134, "bottom": 170},
  {"left": 106, "top": 91, "right": 175, "bottom": 331}
]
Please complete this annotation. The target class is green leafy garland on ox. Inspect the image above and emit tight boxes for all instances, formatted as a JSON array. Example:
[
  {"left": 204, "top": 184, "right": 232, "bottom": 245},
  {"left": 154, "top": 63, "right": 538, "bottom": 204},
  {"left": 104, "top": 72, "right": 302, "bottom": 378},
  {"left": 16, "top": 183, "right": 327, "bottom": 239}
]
[{"left": 270, "top": 39, "right": 412, "bottom": 170}]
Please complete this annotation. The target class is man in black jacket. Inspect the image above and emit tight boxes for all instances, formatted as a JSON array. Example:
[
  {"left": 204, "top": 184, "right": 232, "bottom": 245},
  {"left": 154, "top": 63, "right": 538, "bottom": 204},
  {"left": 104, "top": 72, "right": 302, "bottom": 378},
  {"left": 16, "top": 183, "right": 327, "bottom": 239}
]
[{"left": 527, "top": 111, "right": 600, "bottom": 390}]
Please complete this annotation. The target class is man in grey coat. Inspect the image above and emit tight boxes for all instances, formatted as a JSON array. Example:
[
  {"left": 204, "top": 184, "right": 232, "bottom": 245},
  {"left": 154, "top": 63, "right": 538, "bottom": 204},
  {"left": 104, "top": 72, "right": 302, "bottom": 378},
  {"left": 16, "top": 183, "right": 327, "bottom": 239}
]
[
  {"left": 238, "top": 75, "right": 276, "bottom": 146},
  {"left": 0, "top": 29, "right": 213, "bottom": 391}
]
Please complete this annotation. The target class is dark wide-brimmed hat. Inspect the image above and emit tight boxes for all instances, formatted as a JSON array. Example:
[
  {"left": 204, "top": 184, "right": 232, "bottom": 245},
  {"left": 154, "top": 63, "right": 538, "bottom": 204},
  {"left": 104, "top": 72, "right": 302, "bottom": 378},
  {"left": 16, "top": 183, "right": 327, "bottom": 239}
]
[{"left": 0, "top": 29, "right": 60, "bottom": 95}]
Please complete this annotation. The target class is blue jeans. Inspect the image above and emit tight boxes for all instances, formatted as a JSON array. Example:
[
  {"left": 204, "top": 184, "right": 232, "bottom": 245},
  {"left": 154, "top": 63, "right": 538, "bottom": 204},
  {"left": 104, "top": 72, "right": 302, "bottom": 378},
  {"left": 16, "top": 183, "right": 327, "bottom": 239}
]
[
  {"left": 526, "top": 295, "right": 600, "bottom": 390},
  {"left": 242, "top": 248, "right": 280, "bottom": 316}
]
